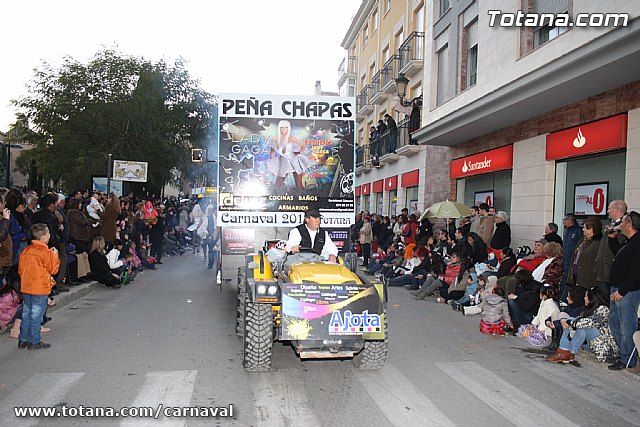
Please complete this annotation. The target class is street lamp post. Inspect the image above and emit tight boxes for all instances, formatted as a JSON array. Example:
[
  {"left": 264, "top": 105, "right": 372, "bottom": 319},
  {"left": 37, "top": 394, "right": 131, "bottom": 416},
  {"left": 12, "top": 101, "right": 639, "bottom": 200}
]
[{"left": 107, "top": 153, "right": 112, "bottom": 194}]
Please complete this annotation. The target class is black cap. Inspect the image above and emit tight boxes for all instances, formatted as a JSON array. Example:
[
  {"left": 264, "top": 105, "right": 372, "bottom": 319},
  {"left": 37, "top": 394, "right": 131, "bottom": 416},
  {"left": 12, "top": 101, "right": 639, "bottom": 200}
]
[{"left": 305, "top": 208, "right": 322, "bottom": 218}]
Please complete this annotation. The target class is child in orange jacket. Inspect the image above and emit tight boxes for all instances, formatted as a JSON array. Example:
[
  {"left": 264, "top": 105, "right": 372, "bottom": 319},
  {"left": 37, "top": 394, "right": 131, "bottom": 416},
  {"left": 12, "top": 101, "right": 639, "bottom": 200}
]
[{"left": 18, "top": 223, "right": 60, "bottom": 350}]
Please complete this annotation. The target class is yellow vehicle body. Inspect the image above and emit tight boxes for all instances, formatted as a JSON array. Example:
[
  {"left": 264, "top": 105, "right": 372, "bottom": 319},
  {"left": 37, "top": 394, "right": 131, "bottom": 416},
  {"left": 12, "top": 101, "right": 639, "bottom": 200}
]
[{"left": 287, "top": 263, "right": 363, "bottom": 285}]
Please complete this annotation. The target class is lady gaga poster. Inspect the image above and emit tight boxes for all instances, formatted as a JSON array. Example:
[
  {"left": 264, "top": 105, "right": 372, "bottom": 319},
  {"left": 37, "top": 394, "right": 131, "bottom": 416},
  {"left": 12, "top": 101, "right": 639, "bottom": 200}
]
[{"left": 218, "top": 94, "right": 356, "bottom": 227}]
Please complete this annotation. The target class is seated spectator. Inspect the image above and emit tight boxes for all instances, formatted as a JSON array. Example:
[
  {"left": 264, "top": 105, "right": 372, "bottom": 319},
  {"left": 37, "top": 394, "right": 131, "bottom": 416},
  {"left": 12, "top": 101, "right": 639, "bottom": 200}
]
[
  {"left": 480, "top": 286, "right": 513, "bottom": 335},
  {"left": 507, "top": 270, "right": 541, "bottom": 329},
  {"left": 532, "top": 242, "right": 564, "bottom": 288},
  {"left": 440, "top": 256, "right": 475, "bottom": 304},
  {"left": 433, "top": 230, "right": 450, "bottom": 259},
  {"left": 386, "top": 247, "right": 431, "bottom": 289},
  {"left": 530, "top": 286, "right": 561, "bottom": 339},
  {"left": 378, "top": 246, "right": 405, "bottom": 278},
  {"left": 546, "top": 287, "right": 619, "bottom": 363},
  {"left": 452, "top": 272, "right": 480, "bottom": 310},
  {"left": 498, "top": 240, "right": 547, "bottom": 294},
  {"left": 482, "top": 247, "right": 517, "bottom": 281},
  {"left": 543, "top": 286, "right": 586, "bottom": 353},
  {"left": 106, "top": 240, "right": 126, "bottom": 274},
  {"left": 466, "top": 232, "right": 488, "bottom": 265},
  {"left": 365, "top": 246, "right": 387, "bottom": 271},
  {"left": 0, "top": 281, "right": 21, "bottom": 335},
  {"left": 88, "top": 236, "right": 121, "bottom": 289},
  {"left": 413, "top": 252, "right": 462, "bottom": 300}
]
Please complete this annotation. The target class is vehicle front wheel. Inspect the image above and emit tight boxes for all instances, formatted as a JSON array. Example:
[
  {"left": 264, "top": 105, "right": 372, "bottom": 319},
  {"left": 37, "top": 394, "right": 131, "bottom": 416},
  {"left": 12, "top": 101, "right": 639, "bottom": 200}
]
[
  {"left": 242, "top": 302, "right": 273, "bottom": 372},
  {"left": 352, "top": 310, "right": 388, "bottom": 370}
]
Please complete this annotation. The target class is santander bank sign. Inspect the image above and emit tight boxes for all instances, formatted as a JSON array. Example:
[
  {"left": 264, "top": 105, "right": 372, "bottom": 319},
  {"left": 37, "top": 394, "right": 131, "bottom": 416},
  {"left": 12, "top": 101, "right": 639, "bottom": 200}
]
[
  {"left": 546, "top": 114, "right": 627, "bottom": 161},
  {"left": 451, "top": 146, "right": 513, "bottom": 179}
]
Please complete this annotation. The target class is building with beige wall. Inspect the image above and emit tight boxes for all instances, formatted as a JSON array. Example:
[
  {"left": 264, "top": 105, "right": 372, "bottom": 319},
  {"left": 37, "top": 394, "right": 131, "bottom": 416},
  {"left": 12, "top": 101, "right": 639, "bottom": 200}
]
[
  {"left": 339, "top": 0, "right": 430, "bottom": 217},
  {"left": 412, "top": 0, "right": 640, "bottom": 248}
]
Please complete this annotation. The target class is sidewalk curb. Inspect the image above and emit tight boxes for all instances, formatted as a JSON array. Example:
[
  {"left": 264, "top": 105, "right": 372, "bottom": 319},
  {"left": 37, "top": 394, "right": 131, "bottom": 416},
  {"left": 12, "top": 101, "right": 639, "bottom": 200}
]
[{"left": 49, "top": 281, "right": 101, "bottom": 312}]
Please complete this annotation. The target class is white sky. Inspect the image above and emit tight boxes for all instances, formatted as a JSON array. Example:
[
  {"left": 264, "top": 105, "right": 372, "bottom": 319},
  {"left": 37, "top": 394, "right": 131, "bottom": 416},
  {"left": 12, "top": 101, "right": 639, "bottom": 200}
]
[{"left": 0, "top": 0, "right": 362, "bottom": 131}]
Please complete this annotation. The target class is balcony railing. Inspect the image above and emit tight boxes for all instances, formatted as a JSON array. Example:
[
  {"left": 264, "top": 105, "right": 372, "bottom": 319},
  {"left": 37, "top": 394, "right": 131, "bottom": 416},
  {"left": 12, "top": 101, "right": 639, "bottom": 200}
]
[
  {"left": 338, "top": 56, "right": 357, "bottom": 87},
  {"left": 398, "top": 32, "right": 425, "bottom": 76},
  {"left": 356, "top": 144, "right": 369, "bottom": 169},
  {"left": 356, "top": 85, "right": 373, "bottom": 115},
  {"left": 370, "top": 70, "right": 388, "bottom": 104},
  {"left": 380, "top": 55, "right": 399, "bottom": 93},
  {"left": 367, "top": 118, "right": 417, "bottom": 162}
]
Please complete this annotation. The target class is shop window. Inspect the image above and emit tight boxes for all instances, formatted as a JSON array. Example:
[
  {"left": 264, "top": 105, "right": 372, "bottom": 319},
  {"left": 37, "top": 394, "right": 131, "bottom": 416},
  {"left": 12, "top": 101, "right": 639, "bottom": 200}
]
[
  {"left": 362, "top": 194, "right": 370, "bottom": 213},
  {"left": 389, "top": 190, "right": 398, "bottom": 216},
  {"left": 554, "top": 151, "right": 626, "bottom": 225},
  {"left": 406, "top": 186, "right": 419, "bottom": 213},
  {"left": 460, "top": 171, "right": 513, "bottom": 219},
  {"left": 376, "top": 193, "right": 383, "bottom": 215}
]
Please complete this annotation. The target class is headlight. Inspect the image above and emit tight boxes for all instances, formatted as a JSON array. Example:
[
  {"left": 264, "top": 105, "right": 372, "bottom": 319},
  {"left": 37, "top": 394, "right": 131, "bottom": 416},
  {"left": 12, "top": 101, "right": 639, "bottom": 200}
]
[
  {"left": 257, "top": 284, "right": 267, "bottom": 295},
  {"left": 267, "top": 285, "right": 278, "bottom": 295}
]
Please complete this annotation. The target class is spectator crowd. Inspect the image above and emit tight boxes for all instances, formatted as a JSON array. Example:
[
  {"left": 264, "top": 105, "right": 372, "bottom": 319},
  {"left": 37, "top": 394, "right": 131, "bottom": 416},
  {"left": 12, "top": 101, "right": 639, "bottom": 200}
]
[
  {"left": 0, "top": 187, "right": 219, "bottom": 350},
  {"left": 351, "top": 200, "right": 640, "bottom": 372}
]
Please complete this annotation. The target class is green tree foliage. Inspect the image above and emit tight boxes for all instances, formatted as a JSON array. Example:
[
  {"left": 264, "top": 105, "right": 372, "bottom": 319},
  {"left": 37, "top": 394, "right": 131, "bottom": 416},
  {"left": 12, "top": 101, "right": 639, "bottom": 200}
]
[{"left": 12, "top": 49, "right": 216, "bottom": 192}]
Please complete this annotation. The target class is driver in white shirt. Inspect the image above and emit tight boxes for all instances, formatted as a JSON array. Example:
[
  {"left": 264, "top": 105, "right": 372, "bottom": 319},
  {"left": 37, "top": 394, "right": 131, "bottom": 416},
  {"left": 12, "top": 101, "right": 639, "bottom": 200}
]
[{"left": 286, "top": 209, "right": 338, "bottom": 262}]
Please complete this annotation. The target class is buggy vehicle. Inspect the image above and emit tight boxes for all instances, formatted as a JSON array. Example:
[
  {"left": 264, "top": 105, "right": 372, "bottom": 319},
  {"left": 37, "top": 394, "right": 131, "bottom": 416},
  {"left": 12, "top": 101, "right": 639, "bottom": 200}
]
[{"left": 236, "top": 241, "right": 388, "bottom": 371}]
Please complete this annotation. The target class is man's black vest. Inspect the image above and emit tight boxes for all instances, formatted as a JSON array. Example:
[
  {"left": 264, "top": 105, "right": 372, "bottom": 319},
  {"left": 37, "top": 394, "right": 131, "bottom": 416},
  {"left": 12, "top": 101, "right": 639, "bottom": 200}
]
[{"left": 296, "top": 224, "right": 326, "bottom": 255}]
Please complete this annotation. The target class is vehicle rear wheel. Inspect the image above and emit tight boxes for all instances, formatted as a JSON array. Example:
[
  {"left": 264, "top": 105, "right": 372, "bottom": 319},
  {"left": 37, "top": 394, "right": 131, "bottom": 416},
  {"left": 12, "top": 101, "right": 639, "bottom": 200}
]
[
  {"left": 236, "top": 267, "right": 247, "bottom": 336},
  {"left": 344, "top": 252, "right": 358, "bottom": 272},
  {"left": 352, "top": 310, "right": 388, "bottom": 370},
  {"left": 243, "top": 302, "right": 273, "bottom": 372}
]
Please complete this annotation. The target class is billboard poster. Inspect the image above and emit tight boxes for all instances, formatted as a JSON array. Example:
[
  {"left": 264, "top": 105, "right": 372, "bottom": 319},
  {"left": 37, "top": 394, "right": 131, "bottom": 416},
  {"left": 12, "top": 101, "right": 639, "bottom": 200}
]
[
  {"left": 112, "top": 160, "right": 148, "bottom": 182},
  {"left": 92, "top": 177, "right": 123, "bottom": 197},
  {"left": 218, "top": 94, "right": 356, "bottom": 228},
  {"left": 221, "top": 228, "right": 256, "bottom": 255},
  {"left": 281, "top": 282, "right": 385, "bottom": 341},
  {"left": 474, "top": 191, "right": 494, "bottom": 207},
  {"left": 574, "top": 182, "right": 608, "bottom": 216},
  {"left": 327, "top": 229, "right": 350, "bottom": 253}
]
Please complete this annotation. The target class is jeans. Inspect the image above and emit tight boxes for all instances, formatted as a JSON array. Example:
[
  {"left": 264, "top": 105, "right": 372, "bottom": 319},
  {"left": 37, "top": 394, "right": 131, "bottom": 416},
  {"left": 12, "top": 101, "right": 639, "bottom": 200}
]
[
  {"left": 361, "top": 243, "right": 371, "bottom": 265},
  {"left": 559, "top": 327, "right": 600, "bottom": 355},
  {"left": 388, "top": 274, "right": 414, "bottom": 287},
  {"left": 206, "top": 239, "right": 218, "bottom": 269},
  {"left": 507, "top": 299, "right": 534, "bottom": 328},
  {"left": 609, "top": 287, "right": 640, "bottom": 367},
  {"left": 19, "top": 294, "right": 49, "bottom": 344}
]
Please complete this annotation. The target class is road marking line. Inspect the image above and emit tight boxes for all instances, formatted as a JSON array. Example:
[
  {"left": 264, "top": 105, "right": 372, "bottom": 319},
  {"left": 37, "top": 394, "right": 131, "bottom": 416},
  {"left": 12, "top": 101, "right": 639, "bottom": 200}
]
[
  {"left": 530, "top": 361, "right": 640, "bottom": 426},
  {"left": 249, "top": 368, "right": 321, "bottom": 427},
  {"left": 121, "top": 370, "right": 197, "bottom": 427},
  {"left": 0, "top": 372, "right": 84, "bottom": 427},
  {"left": 437, "top": 361, "right": 579, "bottom": 427},
  {"left": 356, "top": 364, "right": 455, "bottom": 426}
]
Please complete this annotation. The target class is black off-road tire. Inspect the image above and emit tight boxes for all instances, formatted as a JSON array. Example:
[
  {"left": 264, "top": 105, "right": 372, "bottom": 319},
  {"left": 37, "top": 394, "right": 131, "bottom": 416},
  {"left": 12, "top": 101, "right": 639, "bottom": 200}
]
[
  {"left": 242, "top": 302, "right": 273, "bottom": 372},
  {"left": 352, "top": 310, "right": 388, "bottom": 370},
  {"left": 344, "top": 252, "right": 358, "bottom": 272},
  {"left": 236, "top": 267, "right": 247, "bottom": 336}
]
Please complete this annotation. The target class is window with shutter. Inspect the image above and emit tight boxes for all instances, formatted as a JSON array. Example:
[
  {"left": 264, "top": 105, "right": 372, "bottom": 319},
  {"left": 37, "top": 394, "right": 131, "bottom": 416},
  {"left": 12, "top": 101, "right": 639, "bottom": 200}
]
[{"left": 436, "top": 45, "right": 450, "bottom": 106}]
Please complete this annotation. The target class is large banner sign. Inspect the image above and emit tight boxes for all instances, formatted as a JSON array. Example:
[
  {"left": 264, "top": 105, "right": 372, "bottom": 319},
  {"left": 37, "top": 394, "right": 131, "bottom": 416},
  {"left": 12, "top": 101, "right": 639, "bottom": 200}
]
[
  {"left": 218, "top": 94, "right": 356, "bottom": 227},
  {"left": 112, "top": 160, "right": 148, "bottom": 183}
]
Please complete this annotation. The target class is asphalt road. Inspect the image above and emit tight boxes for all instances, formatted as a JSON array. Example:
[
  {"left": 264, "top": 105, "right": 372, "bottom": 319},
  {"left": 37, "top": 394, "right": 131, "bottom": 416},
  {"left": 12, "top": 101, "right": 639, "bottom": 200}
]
[{"left": 1, "top": 252, "right": 639, "bottom": 427}]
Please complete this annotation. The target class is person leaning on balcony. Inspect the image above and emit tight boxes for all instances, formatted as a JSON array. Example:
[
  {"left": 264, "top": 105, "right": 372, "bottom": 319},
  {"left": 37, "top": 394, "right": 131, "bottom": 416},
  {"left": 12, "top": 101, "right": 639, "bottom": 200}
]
[
  {"left": 384, "top": 114, "right": 398, "bottom": 153},
  {"left": 369, "top": 126, "right": 378, "bottom": 143}
]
